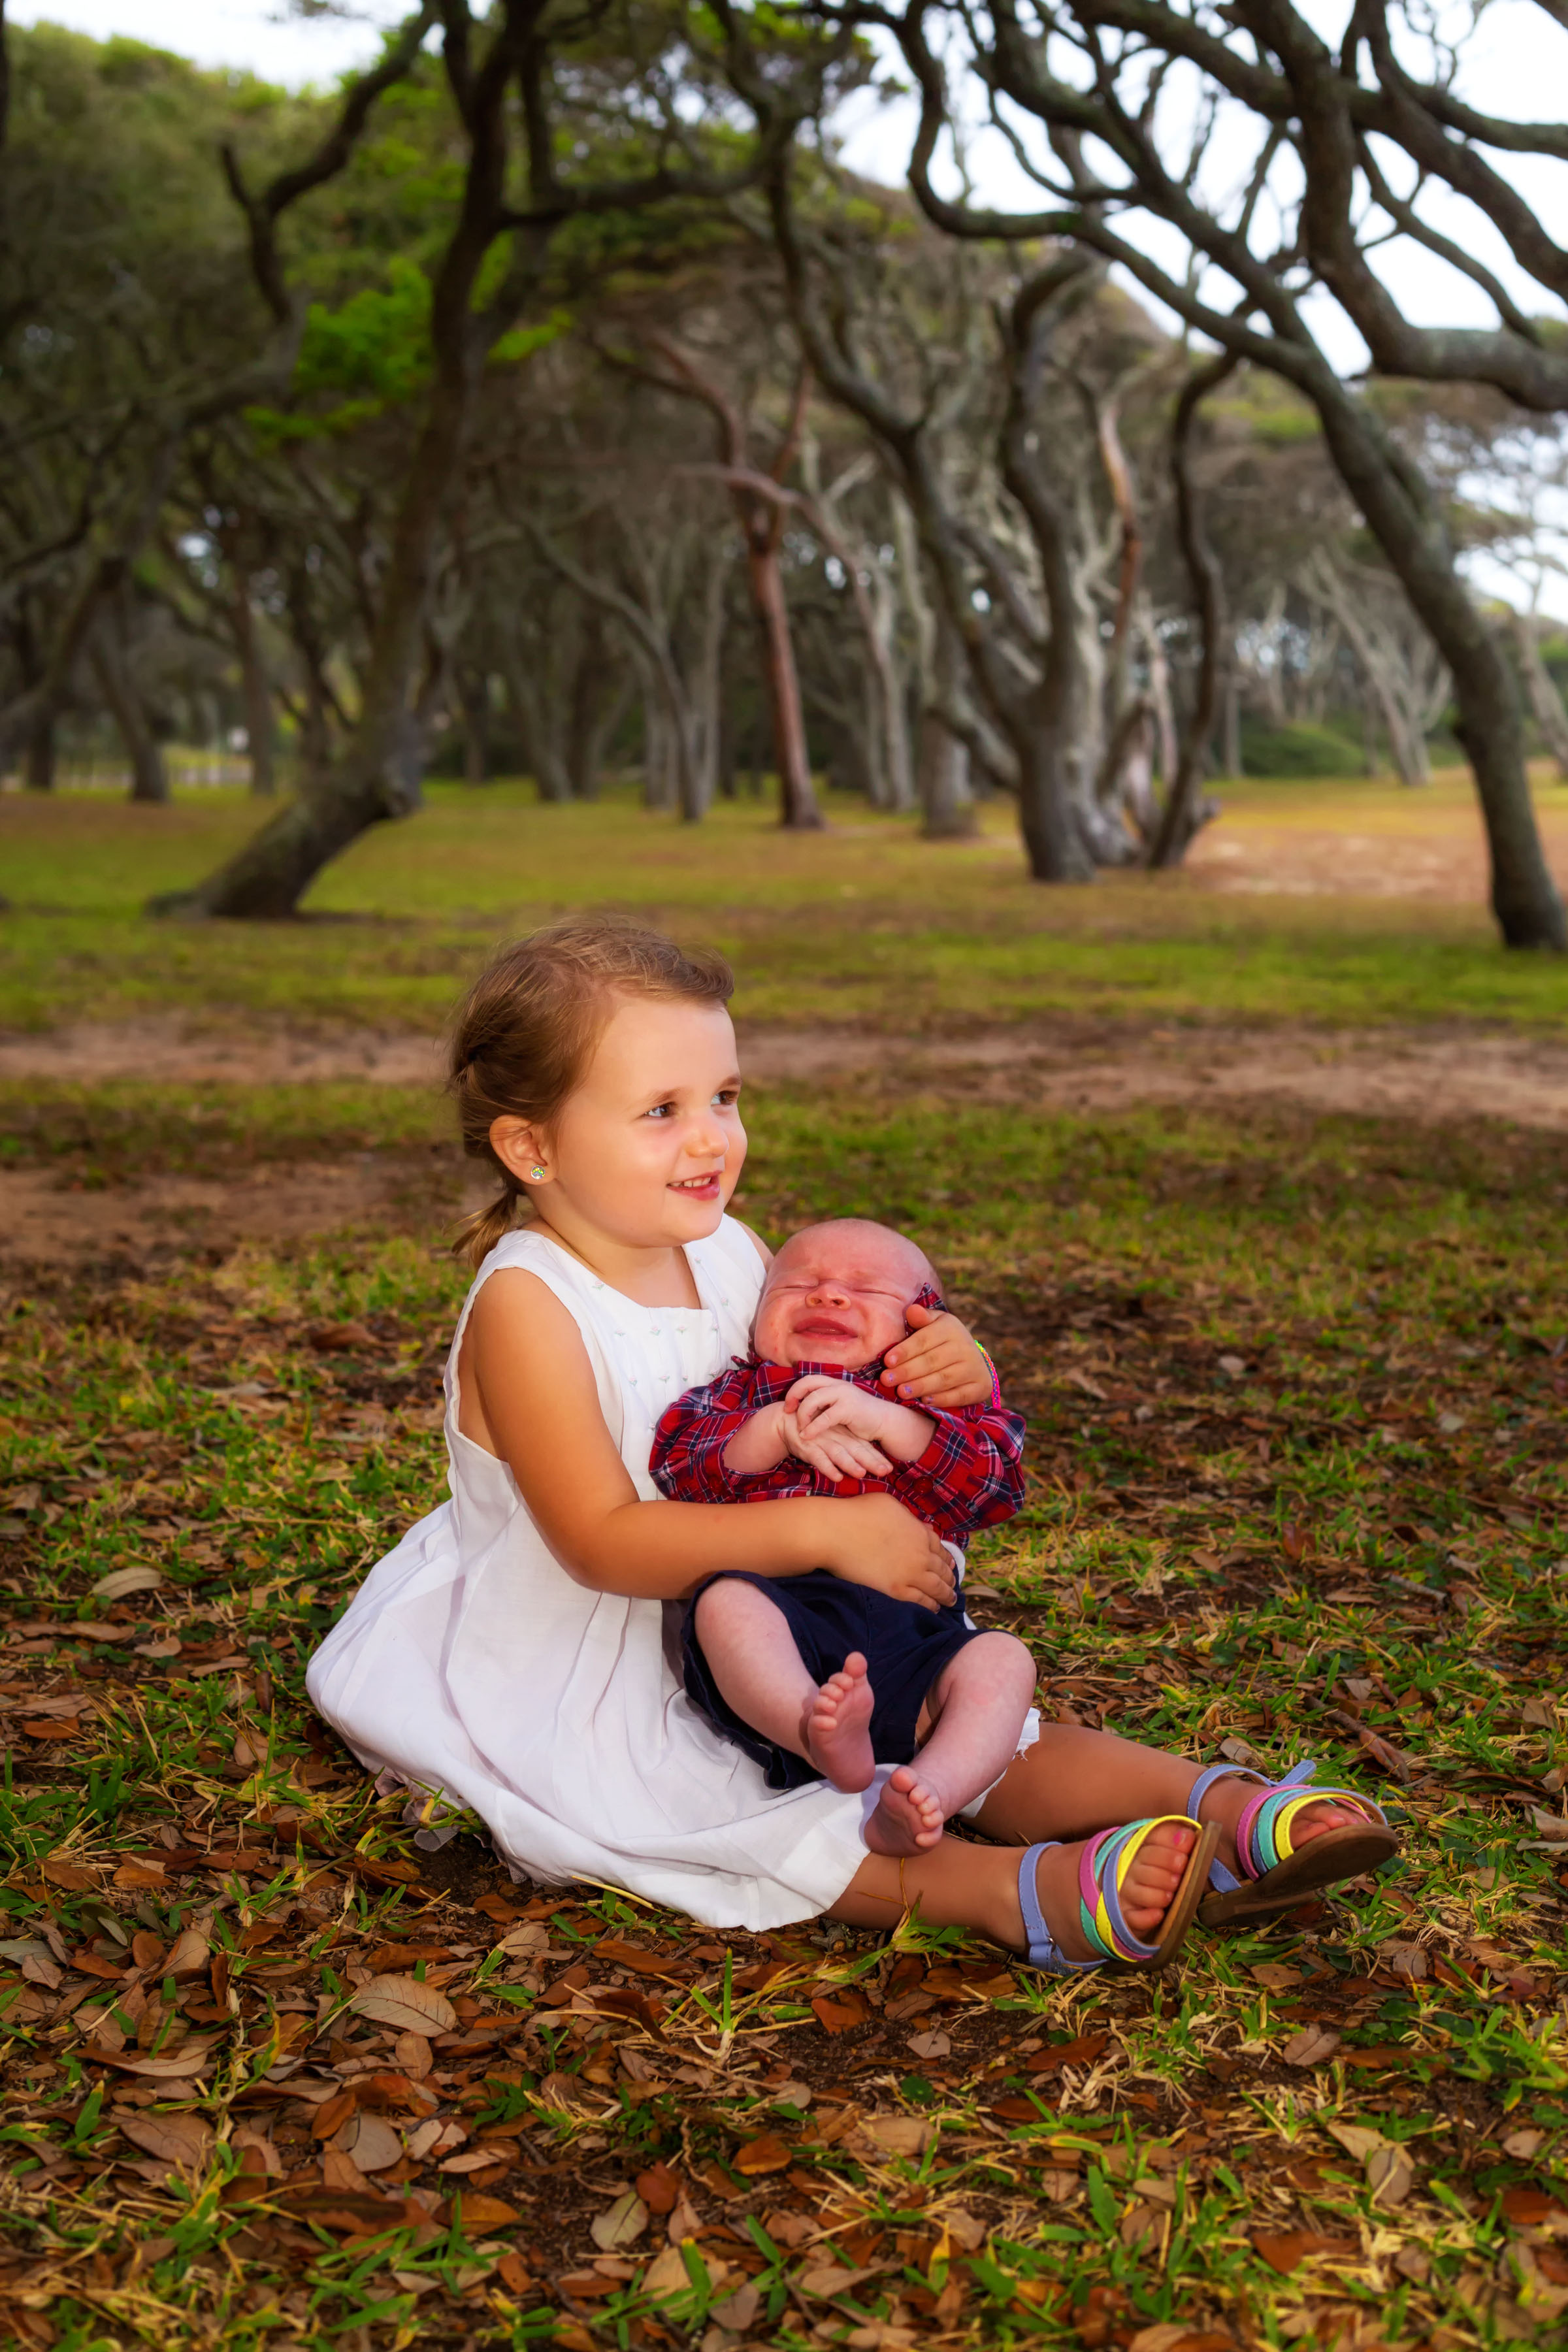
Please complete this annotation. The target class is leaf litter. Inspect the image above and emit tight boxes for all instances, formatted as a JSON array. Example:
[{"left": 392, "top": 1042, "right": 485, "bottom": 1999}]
[{"left": 0, "top": 1087, "right": 1563, "bottom": 2349}]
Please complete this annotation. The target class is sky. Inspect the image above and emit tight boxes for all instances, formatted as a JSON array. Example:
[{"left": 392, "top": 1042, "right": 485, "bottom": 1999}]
[{"left": 14, "top": 0, "right": 1567, "bottom": 609}]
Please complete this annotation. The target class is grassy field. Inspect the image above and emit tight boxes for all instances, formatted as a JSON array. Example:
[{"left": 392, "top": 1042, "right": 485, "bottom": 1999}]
[
  {"left": 0, "top": 783, "right": 1565, "bottom": 2352},
  {"left": 2, "top": 772, "right": 1567, "bottom": 1034}
]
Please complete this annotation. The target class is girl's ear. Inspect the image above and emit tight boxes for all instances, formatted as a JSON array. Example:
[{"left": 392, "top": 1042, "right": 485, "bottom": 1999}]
[{"left": 491, "top": 1115, "right": 548, "bottom": 1185}]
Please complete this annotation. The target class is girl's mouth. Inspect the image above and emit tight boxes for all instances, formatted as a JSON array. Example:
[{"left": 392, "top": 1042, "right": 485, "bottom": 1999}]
[{"left": 670, "top": 1174, "right": 721, "bottom": 1196}]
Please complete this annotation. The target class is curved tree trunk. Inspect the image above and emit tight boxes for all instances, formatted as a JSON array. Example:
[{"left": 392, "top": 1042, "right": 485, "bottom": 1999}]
[
  {"left": 1150, "top": 354, "right": 1232, "bottom": 868},
  {"left": 231, "top": 589, "right": 276, "bottom": 797},
  {"left": 152, "top": 365, "right": 473, "bottom": 915},
  {"left": 91, "top": 628, "right": 169, "bottom": 806},
  {"left": 916, "top": 709, "right": 975, "bottom": 838},
  {"left": 1312, "top": 378, "right": 1565, "bottom": 949},
  {"left": 918, "top": 610, "right": 977, "bottom": 839},
  {"left": 748, "top": 531, "right": 821, "bottom": 829}
]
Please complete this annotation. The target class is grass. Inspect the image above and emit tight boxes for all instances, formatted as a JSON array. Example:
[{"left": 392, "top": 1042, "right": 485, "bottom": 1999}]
[
  {"left": 0, "top": 1078, "right": 1565, "bottom": 2351},
  {"left": 2, "top": 771, "right": 1567, "bottom": 1034},
  {"left": 0, "top": 787, "right": 1565, "bottom": 2349}
]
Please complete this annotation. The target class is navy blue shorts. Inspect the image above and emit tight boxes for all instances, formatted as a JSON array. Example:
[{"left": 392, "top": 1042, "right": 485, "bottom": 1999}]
[{"left": 681, "top": 1569, "right": 978, "bottom": 1793}]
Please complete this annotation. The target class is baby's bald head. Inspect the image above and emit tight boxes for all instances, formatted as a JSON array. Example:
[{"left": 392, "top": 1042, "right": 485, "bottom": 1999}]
[{"left": 753, "top": 1218, "right": 938, "bottom": 1369}]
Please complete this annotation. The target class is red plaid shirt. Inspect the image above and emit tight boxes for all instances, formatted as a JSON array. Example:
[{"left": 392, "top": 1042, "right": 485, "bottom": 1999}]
[{"left": 650, "top": 1299, "right": 1025, "bottom": 1546}]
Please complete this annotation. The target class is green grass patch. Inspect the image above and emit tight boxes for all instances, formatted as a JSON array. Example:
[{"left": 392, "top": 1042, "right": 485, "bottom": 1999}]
[
  {"left": 0, "top": 1079, "right": 1563, "bottom": 2347},
  {"left": 3, "top": 774, "right": 1567, "bottom": 1033}
]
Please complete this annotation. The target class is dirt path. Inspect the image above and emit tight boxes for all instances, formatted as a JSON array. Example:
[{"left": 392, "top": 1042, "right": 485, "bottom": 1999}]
[
  {"left": 0, "top": 1158, "right": 475, "bottom": 1269},
  {"left": 3, "top": 1011, "right": 1567, "bottom": 1125},
  {"left": 4, "top": 1013, "right": 1567, "bottom": 1267}
]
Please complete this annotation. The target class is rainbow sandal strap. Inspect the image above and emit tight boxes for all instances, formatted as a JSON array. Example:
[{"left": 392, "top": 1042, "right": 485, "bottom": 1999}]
[
  {"left": 1190, "top": 1757, "right": 1389, "bottom": 1895},
  {"left": 1017, "top": 1814, "right": 1205, "bottom": 1974}
]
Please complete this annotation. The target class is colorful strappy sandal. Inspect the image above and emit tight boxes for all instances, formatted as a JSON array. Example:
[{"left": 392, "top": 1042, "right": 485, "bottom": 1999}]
[
  {"left": 1016, "top": 1814, "right": 1219, "bottom": 1975},
  {"left": 1189, "top": 1757, "right": 1397, "bottom": 1929}
]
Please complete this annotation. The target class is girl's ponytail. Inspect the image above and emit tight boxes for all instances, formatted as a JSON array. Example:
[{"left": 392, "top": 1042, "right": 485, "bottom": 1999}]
[
  {"left": 447, "top": 915, "right": 734, "bottom": 1270},
  {"left": 452, "top": 1168, "right": 524, "bottom": 1268}
]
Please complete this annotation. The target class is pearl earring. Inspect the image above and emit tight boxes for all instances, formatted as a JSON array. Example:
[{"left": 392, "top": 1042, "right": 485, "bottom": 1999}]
[{"left": 528, "top": 1164, "right": 547, "bottom": 1181}]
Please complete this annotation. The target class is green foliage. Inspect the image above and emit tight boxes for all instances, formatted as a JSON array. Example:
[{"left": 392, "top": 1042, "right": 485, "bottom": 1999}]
[
  {"left": 245, "top": 252, "right": 570, "bottom": 442},
  {"left": 1239, "top": 720, "right": 1366, "bottom": 778}
]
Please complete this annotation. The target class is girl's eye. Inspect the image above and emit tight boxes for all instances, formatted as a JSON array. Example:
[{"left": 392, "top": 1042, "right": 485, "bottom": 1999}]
[
  {"left": 645, "top": 1102, "right": 677, "bottom": 1120},
  {"left": 713, "top": 1089, "right": 740, "bottom": 1109}
]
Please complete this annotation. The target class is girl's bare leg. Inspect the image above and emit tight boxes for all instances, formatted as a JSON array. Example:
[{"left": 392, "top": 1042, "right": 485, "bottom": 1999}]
[
  {"left": 970, "top": 1724, "right": 1368, "bottom": 1880},
  {"left": 833, "top": 1818, "right": 1197, "bottom": 1960}
]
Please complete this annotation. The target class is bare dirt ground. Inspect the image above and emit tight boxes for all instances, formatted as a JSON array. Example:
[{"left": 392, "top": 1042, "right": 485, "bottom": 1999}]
[
  {"left": 0, "top": 1156, "right": 472, "bottom": 1269},
  {"left": 4, "top": 1013, "right": 1568, "bottom": 1268},
  {"left": 1184, "top": 784, "right": 1568, "bottom": 899},
  {"left": 2, "top": 1009, "right": 1567, "bottom": 1121}
]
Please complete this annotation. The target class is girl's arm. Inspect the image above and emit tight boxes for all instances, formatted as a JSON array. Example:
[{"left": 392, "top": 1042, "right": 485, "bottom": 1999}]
[{"left": 459, "top": 1271, "right": 956, "bottom": 1608}]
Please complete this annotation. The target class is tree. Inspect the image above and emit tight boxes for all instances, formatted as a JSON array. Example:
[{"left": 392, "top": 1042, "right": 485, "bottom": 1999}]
[
  {"left": 626, "top": 336, "right": 823, "bottom": 828},
  {"left": 762, "top": 145, "right": 1188, "bottom": 875},
  {"left": 154, "top": 0, "right": 857, "bottom": 916},
  {"left": 866, "top": 0, "right": 1566, "bottom": 945},
  {"left": 0, "top": 16, "right": 434, "bottom": 789}
]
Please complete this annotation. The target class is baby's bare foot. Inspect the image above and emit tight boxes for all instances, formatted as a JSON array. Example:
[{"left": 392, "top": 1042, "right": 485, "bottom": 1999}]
[
  {"left": 804, "top": 1654, "right": 875, "bottom": 1793},
  {"left": 860, "top": 1769, "right": 945, "bottom": 1853},
  {"left": 864, "top": 1765, "right": 944, "bottom": 1856},
  {"left": 1024, "top": 1820, "right": 1196, "bottom": 1961}
]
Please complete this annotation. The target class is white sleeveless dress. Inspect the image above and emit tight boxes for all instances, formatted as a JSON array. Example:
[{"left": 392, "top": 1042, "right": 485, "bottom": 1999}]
[{"left": 304, "top": 1215, "right": 874, "bottom": 1930}]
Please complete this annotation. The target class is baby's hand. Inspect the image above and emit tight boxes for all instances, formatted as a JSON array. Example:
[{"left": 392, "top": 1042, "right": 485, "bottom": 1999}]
[
  {"left": 785, "top": 1375, "right": 894, "bottom": 1447},
  {"left": 781, "top": 1414, "right": 892, "bottom": 1483},
  {"left": 788, "top": 1371, "right": 936, "bottom": 1467}
]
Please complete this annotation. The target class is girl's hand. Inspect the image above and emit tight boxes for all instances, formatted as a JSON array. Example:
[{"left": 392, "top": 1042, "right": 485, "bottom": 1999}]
[
  {"left": 880, "top": 1304, "right": 992, "bottom": 1407},
  {"left": 823, "top": 1495, "right": 956, "bottom": 1610}
]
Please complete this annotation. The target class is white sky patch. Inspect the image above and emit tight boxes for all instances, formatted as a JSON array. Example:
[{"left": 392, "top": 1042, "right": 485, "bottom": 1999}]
[{"left": 8, "top": 0, "right": 412, "bottom": 86}]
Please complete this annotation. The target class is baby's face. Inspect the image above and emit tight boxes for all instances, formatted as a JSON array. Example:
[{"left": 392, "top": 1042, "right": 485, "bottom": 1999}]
[{"left": 753, "top": 1222, "right": 929, "bottom": 1369}]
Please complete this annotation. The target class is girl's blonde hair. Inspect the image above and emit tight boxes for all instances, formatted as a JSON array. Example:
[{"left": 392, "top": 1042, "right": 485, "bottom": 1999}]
[{"left": 448, "top": 915, "right": 735, "bottom": 1267}]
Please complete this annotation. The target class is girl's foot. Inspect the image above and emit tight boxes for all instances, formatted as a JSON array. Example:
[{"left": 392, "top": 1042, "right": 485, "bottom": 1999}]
[
  {"left": 804, "top": 1654, "right": 875, "bottom": 1793},
  {"left": 1190, "top": 1760, "right": 1399, "bottom": 1927},
  {"left": 1204, "top": 1786, "right": 1364, "bottom": 1878},
  {"left": 1010, "top": 1820, "right": 1198, "bottom": 1964},
  {"left": 864, "top": 1765, "right": 944, "bottom": 1855}
]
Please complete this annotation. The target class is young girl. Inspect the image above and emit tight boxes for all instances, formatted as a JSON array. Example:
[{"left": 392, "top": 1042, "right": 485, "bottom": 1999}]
[{"left": 307, "top": 917, "right": 1395, "bottom": 1969}]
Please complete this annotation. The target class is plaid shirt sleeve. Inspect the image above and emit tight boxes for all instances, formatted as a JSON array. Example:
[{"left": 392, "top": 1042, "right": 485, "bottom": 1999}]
[
  {"left": 651, "top": 1362, "right": 819, "bottom": 1505},
  {"left": 885, "top": 1400, "right": 1027, "bottom": 1541}
]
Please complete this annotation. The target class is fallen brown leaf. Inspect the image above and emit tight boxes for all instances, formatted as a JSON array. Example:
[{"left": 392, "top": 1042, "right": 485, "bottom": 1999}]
[{"left": 1252, "top": 2230, "right": 1358, "bottom": 2274}]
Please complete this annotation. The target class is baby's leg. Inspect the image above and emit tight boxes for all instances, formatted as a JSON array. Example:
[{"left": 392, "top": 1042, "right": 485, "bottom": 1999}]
[
  {"left": 692, "top": 1580, "right": 877, "bottom": 1793},
  {"left": 866, "top": 1631, "right": 1037, "bottom": 1857}
]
